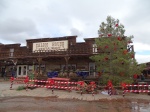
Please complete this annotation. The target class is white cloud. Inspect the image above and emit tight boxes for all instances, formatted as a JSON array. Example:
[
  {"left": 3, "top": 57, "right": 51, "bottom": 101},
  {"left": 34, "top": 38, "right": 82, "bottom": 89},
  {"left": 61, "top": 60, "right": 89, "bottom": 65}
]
[
  {"left": 70, "top": 28, "right": 82, "bottom": 36},
  {"left": 135, "top": 55, "right": 150, "bottom": 64},
  {"left": 133, "top": 42, "right": 150, "bottom": 63},
  {"left": 134, "top": 42, "right": 150, "bottom": 52},
  {"left": 0, "top": 0, "right": 150, "bottom": 64}
]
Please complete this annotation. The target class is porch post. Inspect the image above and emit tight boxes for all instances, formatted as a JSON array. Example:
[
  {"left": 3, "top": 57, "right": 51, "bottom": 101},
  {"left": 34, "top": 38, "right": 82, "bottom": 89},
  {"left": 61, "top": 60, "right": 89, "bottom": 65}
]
[
  {"left": 37, "top": 57, "right": 42, "bottom": 76},
  {"left": 11, "top": 59, "right": 18, "bottom": 78},
  {"left": 64, "top": 56, "right": 70, "bottom": 77},
  {"left": 32, "top": 61, "right": 35, "bottom": 71}
]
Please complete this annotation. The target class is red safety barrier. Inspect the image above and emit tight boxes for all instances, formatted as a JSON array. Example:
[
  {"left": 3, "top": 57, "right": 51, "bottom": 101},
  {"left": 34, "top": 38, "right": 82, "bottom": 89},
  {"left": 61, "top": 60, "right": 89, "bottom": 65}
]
[
  {"left": 10, "top": 77, "right": 97, "bottom": 96},
  {"left": 107, "top": 80, "right": 113, "bottom": 96},
  {"left": 29, "top": 80, "right": 77, "bottom": 84},
  {"left": 28, "top": 84, "right": 78, "bottom": 90},
  {"left": 28, "top": 79, "right": 97, "bottom": 96},
  {"left": 10, "top": 76, "right": 29, "bottom": 91},
  {"left": 121, "top": 82, "right": 150, "bottom": 97},
  {"left": 77, "top": 81, "right": 85, "bottom": 95},
  {"left": 28, "top": 78, "right": 79, "bottom": 94},
  {"left": 125, "top": 84, "right": 149, "bottom": 87},
  {"left": 10, "top": 77, "right": 14, "bottom": 89},
  {"left": 124, "top": 90, "right": 150, "bottom": 93},
  {"left": 89, "top": 81, "right": 96, "bottom": 96}
]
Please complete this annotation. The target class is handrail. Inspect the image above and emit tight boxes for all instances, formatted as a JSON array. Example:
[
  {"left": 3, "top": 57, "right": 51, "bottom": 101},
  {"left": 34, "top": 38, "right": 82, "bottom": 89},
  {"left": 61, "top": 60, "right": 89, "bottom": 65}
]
[{"left": 0, "top": 47, "right": 97, "bottom": 59}]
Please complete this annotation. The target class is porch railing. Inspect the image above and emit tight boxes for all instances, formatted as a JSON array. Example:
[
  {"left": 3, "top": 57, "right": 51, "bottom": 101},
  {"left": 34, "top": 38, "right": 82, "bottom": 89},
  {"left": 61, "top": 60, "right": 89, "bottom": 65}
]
[{"left": 0, "top": 47, "right": 98, "bottom": 59}]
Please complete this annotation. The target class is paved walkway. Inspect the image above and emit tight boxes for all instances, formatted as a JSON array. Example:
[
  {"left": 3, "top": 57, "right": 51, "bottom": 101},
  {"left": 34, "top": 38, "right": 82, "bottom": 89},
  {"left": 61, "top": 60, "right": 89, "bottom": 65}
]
[{"left": 0, "top": 79, "right": 150, "bottom": 101}]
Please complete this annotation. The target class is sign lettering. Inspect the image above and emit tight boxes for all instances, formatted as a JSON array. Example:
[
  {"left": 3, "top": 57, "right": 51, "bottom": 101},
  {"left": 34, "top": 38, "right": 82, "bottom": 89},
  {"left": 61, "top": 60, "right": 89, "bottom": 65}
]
[{"left": 32, "top": 40, "right": 68, "bottom": 52}]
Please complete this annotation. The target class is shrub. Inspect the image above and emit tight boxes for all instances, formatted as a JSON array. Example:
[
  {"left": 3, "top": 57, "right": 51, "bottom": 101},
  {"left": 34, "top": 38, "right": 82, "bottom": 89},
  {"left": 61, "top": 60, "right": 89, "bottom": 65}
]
[{"left": 16, "top": 86, "right": 25, "bottom": 91}]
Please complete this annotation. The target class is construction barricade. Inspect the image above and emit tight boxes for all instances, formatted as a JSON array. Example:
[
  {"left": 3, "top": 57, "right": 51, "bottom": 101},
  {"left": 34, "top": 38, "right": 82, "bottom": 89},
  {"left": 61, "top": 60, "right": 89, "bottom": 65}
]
[
  {"left": 27, "top": 78, "right": 97, "bottom": 96},
  {"left": 121, "top": 82, "right": 150, "bottom": 97},
  {"left": 11, "top": 77, "right": 150, "bottom": 97},
  {"left": 9, "top": 77, "right": 98, "bottom": 96},
  {"left": 10, "top": 76, "right": 29, "bottom": 91},
  {"left": 27, "top": 78, "right": 78, "bottom": 94}
]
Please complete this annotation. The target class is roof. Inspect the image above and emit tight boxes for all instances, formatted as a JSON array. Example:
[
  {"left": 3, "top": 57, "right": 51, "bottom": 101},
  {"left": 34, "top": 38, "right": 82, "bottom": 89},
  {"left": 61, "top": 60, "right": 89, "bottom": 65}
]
[{"left": 26, "top": 35, "right": 77, "bottom": 42}]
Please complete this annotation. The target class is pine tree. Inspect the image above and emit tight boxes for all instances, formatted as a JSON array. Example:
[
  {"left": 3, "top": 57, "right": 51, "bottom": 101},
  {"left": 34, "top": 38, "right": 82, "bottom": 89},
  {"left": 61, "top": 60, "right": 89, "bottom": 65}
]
[{"left": 91, "top": 16, "right": 145, "bottom": 85}]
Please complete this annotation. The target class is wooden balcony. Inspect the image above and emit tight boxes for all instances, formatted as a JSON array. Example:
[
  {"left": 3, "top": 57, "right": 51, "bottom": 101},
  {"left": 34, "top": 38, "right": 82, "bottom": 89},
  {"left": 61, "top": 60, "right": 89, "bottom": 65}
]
[{"left": 0, "top": 47, "right": 97, "bottom": 60}]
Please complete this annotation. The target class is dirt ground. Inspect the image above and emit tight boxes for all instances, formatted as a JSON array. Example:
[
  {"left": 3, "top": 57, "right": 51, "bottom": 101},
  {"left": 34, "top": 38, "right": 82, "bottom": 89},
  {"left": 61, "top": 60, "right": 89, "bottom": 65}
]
[
  {"left": 1, "top": 79, "right": 150, "bottom": 112},
  {"left": 0, "top": 96, "right": 150, "bottom": 112}
]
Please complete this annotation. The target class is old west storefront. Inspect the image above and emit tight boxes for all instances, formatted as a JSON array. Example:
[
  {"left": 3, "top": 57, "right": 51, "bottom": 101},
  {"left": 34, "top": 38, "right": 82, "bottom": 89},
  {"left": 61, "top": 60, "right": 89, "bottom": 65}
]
[{"left": 0, "top": 36, "right": 97, "bottom": 78}]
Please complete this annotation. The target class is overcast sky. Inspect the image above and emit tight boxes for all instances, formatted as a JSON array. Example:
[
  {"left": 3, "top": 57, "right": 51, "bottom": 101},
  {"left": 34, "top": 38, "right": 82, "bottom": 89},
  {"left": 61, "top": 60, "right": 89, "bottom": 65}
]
[{"left": 0, "top": 0, "right": 150, "bottom": 64}]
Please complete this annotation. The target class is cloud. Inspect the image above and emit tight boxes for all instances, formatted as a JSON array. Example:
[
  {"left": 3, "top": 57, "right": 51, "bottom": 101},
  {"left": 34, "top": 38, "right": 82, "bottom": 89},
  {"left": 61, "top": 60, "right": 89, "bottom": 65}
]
[
  {"left": 135, "top": 55, "right": 150, "bottom": 64},
  {"left": 0, "top": 18, "right": 39, "bottom": 44},
  {"left": 133, "top": 42, "right": 150, "bottom": 64},
  {"left": 122, "top": 0, "right": 150, "bottom": 44},
  {"left": 0, "top": 18, "right": 38, "bottom": 35},
  {"left": 0, "top": 0, "right": 7, "bottom": 11},
  {"left": 70, "top": 28, "right": 82, "bottom": 36},
  {"left": 134, "top": 43, "right": 150, "bottom": 52},
  {"left": 0, "top": 0, "right": 150, "bottom": 63}
]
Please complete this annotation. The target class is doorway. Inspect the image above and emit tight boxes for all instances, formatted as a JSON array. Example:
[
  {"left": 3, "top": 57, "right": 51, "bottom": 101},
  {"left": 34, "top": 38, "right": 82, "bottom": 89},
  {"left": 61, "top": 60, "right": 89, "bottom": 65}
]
[
  {"left": 89, "top": 63, "right": 95, "bottom": 76},
  {"left": 17, "top": 65, "right": 27, "bottom": 77}
]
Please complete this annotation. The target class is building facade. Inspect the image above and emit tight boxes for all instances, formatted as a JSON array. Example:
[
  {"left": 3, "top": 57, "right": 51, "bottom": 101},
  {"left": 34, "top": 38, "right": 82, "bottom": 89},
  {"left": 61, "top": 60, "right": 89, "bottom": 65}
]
[
  {"left": 142, "top": 62, "right": 150, "bottom": 79},
  {"left": 0, "top": 36, "right": 98, "bottom": 78}
]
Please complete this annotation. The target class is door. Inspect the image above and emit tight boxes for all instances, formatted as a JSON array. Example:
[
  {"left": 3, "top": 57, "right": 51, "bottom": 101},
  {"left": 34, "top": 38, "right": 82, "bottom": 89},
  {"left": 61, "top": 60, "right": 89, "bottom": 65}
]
[
  {"left": 17, "top": 65, "right": 27, "bottom": 77},
  {"left": 89, "top": 63, "right": 95, "bottom": 76}
]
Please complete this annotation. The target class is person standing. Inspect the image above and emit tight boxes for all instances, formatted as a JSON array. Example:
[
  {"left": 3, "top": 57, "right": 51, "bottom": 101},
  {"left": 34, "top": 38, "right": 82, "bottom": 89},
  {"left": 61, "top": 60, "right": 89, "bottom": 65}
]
[
  {"left": 14, "top": 67, "right": 17, "bottom": 78},
  {"left": 1, "top": 68, "right": 5, "bottom": 77},
  {"left": 3, "top": 69, "right": 7, "bottom": 80}
]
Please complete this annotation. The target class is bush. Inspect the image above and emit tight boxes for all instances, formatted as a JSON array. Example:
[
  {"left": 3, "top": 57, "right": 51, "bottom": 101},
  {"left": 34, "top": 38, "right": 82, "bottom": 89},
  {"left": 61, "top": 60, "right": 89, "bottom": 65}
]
[{"left": 16, "top": 86, "right": 25, "bottom": 91}]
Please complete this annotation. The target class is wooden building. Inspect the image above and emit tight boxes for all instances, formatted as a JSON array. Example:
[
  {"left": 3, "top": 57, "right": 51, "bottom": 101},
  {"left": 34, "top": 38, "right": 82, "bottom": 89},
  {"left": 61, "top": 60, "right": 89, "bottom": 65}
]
[
  {"left": 0, "top": 36, "right": 98, "bottom": 78},
  {"left": 142, "top": 62, "right": 150, "bottom": 79}
]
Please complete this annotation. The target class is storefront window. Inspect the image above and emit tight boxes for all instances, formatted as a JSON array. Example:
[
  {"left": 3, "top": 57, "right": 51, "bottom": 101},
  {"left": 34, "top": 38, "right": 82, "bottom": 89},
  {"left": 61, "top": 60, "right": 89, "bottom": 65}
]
[
  {"left": 18, "top": 67, "right": 21, "bottom": 75},
  {"left": 61, "top": 64, "right": 76, "bottom": 71}
]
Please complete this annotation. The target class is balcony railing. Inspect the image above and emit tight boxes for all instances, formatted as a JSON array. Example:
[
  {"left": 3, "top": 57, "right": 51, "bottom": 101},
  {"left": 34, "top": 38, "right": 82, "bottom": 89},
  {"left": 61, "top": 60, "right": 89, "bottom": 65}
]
[{"left": 0, "top": 47, "right": 98, "bottom": 59}]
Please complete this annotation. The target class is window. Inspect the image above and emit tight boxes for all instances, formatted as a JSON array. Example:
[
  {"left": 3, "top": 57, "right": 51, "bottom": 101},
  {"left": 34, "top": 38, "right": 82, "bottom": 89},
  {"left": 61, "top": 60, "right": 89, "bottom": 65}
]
[
  {"left": 23, "top": 66, "right": 26, "bottom": 75},
  {"left": 89, "top": 63, "right": 95, "bottom": 75},
  {"left": 93, "top": 44, "right": 97, "bottom": 54},
  {"left": 61, "top": 64, "right": 76, "bottom": 71},
  {"left": 10, "top": 48, "right": 14, "bottom": 57},
  {"left": 18, "top": 67, "right": 21, "bottom": 75},
  {"left": 35, "top": 65, "right": 45, "bottom": 73}
]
